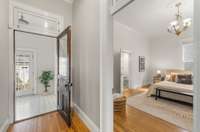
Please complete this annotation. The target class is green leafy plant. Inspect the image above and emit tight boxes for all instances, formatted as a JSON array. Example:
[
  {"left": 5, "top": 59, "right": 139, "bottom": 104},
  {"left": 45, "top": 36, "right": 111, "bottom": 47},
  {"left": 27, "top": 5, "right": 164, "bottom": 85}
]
[{"left": 39, "top": 71, "right": 54, "bottom": 92}]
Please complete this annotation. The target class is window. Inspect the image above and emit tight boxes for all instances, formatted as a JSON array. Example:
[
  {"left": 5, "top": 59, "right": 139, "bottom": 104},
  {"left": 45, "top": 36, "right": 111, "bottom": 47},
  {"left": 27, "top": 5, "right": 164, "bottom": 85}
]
[
  {"left": 183, "top": 44, "right": 193, "bottom": 62},
  {"left": 182, "top": 44, "right": 193, "bottom": 71}
]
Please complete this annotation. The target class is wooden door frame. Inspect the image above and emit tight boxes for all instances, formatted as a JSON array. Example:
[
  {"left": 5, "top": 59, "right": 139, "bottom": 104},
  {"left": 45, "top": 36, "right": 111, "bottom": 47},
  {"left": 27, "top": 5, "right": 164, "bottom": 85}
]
[{"left": 57, "top": 26, "right": 72, "bottom": 126}]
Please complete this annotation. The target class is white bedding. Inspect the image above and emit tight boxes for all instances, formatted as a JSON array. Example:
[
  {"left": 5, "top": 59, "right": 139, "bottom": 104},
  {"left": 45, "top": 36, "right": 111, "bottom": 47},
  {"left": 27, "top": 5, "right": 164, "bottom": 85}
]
[{"left": 147, "top": 81, "right": 193, "bottom": 96}]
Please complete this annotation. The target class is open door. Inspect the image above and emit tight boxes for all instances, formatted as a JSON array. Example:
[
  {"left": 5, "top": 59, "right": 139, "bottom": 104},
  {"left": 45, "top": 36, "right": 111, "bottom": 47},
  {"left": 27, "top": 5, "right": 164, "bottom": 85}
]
[{"left": 57, "top": 26, "right": 72, "bottom": 127}]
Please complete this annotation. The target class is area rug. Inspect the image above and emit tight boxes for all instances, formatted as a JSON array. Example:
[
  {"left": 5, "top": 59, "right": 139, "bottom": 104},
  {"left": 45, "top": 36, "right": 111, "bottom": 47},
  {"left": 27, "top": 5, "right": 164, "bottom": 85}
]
[{"left": 127, "top": 92, "right": 193, "bottom": 131}]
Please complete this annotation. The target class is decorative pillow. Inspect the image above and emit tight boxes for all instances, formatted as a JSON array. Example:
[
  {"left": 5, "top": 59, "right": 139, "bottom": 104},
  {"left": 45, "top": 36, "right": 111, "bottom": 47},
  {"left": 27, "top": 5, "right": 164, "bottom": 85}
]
[
  {"left": 165, "top": 74, "right": 171, "bottom": 81},
  {"left": 161, "top": 76, "right": 165, "bottom": 81},
  {"left": 171, "top": 74, "right": 177, "bottom": 82},
  {"left": 176, "top": 74, "right": 193, "bottom": 85}
]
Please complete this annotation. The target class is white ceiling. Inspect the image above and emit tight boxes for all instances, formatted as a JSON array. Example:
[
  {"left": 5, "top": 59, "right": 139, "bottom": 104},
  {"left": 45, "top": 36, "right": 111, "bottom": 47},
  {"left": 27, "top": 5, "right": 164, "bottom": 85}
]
[{"left": 114, "top": 0, "right": 193, "bottom": 40}]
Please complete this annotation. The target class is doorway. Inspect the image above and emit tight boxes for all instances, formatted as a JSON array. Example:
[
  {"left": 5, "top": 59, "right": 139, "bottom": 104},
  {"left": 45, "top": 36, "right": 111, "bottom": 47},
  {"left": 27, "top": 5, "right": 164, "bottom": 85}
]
[
  {"left": 120, "top": 50, "right": 132, "bottom": 93},
  {"left": 113, "top": 0, "right": 193, "bottom": 131},
  {"left": 14, "top": 30, "right": 58, "bottom": 121},
  {"left": 14, "top": 27, "right": 72, "bottom": 125}
]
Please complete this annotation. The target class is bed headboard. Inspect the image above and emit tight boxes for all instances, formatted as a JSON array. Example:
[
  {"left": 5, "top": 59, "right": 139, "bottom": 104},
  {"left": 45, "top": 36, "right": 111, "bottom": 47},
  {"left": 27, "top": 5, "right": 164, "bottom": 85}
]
[{"left": 164, "top": 69, "right": 192, "bottom": 75}]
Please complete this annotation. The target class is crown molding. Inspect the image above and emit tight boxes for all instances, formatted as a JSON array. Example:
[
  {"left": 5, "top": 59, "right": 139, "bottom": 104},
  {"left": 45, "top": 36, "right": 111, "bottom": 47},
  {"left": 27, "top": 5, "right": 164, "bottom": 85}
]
[{"left": 64, "top": 0, "right": 73, "bottom": 4}]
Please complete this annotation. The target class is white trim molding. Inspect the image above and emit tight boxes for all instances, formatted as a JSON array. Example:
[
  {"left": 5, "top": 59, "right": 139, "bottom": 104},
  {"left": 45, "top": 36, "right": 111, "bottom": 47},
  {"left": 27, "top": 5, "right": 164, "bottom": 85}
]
[
  {"left": 9, "top": 1, "right": 64, "bottom": 37},
  {"left": 110, "top": 0, "right": 135, "bottom": 15},
  {"left": 0, "top": 118, "right": 10, "bottom": 132},
  {"left": 193, "top": 0, "right": 200, "bottom": 132},
  {"left": 73, "top": 104, "right": 99, "bottom": 132},
  {"left": 99, "top": 0, "right": 113, "bottom": 131}
]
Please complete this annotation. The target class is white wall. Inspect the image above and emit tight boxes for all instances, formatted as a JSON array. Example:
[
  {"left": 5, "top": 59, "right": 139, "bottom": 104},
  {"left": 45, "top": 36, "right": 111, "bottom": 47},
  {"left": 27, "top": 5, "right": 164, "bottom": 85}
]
[
  {"left": 72, "top": 1, "right": 113, "bottom": 131},
  {"left": 72, "top": 0, "right": 100, "bottom": 128},
  {"left": 0, "top": 0, "right": 9, "bottom": 130},
  {"left": 12, "top": 0, "right": 72, "bottom": 28},
  {"left": 150, "top": 36, "right": 184, "bottom": 75},
  {"left": 113, "top": 21, "right": 186, "bottom": 93},
  {"left": 113, "top": 21, "right": 151, "bottom": 92},
  {"left": 15, "top": 31, "right": 57, "bottom": 94}
]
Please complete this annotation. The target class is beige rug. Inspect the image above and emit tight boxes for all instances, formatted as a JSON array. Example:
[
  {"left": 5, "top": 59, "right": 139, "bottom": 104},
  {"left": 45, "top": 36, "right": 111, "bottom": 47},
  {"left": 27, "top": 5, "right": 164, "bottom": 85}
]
[{"left": 127, "top": 92, "right": 193, "bottom": 131}]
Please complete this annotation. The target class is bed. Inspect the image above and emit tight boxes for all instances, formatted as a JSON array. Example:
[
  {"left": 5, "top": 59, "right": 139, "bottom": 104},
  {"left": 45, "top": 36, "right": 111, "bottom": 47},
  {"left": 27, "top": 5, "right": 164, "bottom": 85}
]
[{"left": 147, "top": 69, "right": 193, "bottom": 105}]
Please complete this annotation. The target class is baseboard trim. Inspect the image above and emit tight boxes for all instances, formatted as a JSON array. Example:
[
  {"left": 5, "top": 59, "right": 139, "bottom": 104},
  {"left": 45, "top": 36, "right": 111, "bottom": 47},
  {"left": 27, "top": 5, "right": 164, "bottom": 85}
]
[
  {"left": 73, "top": 104, "right": 99, "bottom": 132},
  {"left": 0, "top": 117, "right": 10, "bottom": 132}
]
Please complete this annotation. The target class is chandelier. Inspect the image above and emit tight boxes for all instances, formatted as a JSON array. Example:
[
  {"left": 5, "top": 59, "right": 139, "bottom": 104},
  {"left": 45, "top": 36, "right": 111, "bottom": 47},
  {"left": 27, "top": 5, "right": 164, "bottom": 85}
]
[{"left": 168, "top": 2, "right": 192, "bottom": 36}]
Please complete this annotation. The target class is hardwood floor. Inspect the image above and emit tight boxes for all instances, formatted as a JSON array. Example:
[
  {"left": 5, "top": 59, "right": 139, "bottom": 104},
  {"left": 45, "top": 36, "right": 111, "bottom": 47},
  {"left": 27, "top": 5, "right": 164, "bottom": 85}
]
[
  {"left": 8, "top": 88, "right": 190, "bottom": 132},
  {"left": 8, "top": 111, "right": 89, "bottom": 132},
  {"left": 114, "top": 88, "right": 189, "bottom": 132}
]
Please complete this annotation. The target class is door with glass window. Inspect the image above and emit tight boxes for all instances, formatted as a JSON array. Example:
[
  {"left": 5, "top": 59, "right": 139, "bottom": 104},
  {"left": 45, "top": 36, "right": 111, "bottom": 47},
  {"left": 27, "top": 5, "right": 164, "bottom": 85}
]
[
  {"left": 16, "top": 50, "right": 35, "bottom": 96},
  {"left": 57, "top": 26, "right": 72, "bottom": 127}
]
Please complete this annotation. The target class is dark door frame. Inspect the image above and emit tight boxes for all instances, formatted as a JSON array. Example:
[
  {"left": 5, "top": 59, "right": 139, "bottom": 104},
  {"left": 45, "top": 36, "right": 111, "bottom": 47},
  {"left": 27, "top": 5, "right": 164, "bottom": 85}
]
[{"left": 57, "top": 26, "right": 72, "bottom": 127}]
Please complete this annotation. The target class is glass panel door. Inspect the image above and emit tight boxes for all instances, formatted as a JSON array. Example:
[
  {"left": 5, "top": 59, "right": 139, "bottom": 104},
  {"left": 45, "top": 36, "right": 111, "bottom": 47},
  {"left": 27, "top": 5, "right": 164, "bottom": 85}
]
[{"left": 57, "top": 26, "right": 72, "bottom": 127}]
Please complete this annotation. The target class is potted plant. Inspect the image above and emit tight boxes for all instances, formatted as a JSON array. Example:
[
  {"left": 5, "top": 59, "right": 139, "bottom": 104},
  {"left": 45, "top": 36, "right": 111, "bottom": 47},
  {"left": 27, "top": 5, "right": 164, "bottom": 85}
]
[{"left": 39, "top": 71, "right": 54, "bottom": 92}]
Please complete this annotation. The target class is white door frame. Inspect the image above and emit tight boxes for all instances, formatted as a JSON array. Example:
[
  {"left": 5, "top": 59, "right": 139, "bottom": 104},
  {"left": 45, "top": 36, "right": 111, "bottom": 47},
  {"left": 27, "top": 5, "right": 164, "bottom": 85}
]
[
  {"left": 120, "top": 49, "right": 132, "bottom": 94},
  {"left": 8, "top": 1, "right": 64, "bottom": 123},
  {"left": 104, "top": 1, "right": 199, "bottom": 132},
  {"left": 100, "top": 0, "right": 135, "bottom": 131},
  {"left": 15, "top": 48, "right": 37, "bottom": 96},
  {"left": 99, "top": 0, "right": 113, "bottom": 132},
  {"left": 193, "top": 0, "right": 200, "bottom": 131},
  {"left": 110, "top": 0, "right": 135, "bottom": 15}
]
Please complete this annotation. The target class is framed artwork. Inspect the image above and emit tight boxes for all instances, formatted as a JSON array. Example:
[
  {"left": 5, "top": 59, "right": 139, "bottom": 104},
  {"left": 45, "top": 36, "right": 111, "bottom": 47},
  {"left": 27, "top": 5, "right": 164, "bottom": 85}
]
[{"left": 139, "top": 56, "right": 145, "bottom": 72}]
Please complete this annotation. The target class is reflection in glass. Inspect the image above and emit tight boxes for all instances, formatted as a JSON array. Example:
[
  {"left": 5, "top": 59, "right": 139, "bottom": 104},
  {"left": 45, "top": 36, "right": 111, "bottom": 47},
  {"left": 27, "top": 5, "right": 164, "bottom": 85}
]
[
  {"left": 59, "top": 35, "right": 68, "bottom": 79},
  {"left": 16, "top": 51, "right": 34, "bottom": 96}
]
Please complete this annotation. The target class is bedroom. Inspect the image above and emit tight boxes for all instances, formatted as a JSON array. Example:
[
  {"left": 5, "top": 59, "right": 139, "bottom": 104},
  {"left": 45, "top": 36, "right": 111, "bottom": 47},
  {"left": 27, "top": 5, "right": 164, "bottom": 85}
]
[{"left": 113, "top": 0, "right": 193, "bottom": 131}]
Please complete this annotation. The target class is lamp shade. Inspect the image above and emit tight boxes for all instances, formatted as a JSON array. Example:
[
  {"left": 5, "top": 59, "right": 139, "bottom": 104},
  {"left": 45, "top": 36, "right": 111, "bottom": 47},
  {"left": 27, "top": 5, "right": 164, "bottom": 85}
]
[{"left": 157, "top": 70, "right": 161, "bottom": 74}]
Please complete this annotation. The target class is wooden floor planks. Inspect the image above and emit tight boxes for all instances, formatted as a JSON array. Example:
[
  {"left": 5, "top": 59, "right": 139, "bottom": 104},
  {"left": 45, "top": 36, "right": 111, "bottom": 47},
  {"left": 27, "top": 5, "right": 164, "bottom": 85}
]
[
  {"left": 7, "top": 88, "right": 189, "bottom": 132},
  {"left": 7, "top": 112, "right": 89, "bottom": 132},
  {"left": 114, "top": 88, "right": 189, "bottom": 132}
]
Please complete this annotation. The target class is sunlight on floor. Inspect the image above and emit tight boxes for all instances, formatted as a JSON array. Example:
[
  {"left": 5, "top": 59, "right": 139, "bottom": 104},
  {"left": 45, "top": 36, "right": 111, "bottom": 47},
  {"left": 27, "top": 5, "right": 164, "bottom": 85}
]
[{"left": 16, "top": 94, "right": 57, "bottom": 121}]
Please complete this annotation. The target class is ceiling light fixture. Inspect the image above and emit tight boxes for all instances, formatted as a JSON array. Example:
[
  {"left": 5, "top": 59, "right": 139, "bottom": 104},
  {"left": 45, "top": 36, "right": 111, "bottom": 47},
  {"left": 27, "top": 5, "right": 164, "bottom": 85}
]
[{"left": 167, "top": 2, "right": 192, "bottom": 36}]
